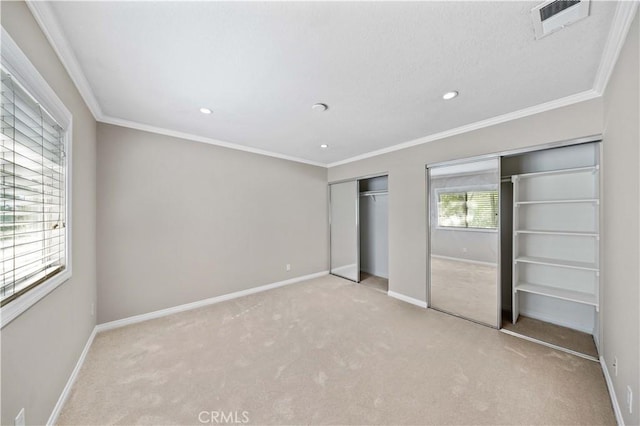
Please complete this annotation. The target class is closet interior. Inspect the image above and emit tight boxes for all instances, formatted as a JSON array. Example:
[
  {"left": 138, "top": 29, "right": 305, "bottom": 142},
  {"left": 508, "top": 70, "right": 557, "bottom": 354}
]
[
  {"left": 329, "top": 175, "right": 388, "bottom": 293},
  {"left": 359, "top": 176, "right": 389, "bottom": 293},
  {"left": 500, "top": 142, "right": 600, "bottom": 358}
]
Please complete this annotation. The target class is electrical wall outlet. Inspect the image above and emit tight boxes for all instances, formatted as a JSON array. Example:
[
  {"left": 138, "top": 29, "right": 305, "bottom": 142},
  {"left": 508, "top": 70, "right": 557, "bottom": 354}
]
[
  {"left": 286, "top": 264, "right": 291, "bottom": 272},
  {"left": 15, "top": 408, "right": 25, "bottom": 426},
  {"left": 627, "top": 386, "right": 633, "bottom": 414},
  {"left": 613, "top": 357, "right": 618, "bottom": 376}
]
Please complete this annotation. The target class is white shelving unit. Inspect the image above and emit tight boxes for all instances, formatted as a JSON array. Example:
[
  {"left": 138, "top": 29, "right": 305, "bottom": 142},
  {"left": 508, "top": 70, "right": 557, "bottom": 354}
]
[{"left": 512, "top": 165, "right": 600, "bottom": 326}]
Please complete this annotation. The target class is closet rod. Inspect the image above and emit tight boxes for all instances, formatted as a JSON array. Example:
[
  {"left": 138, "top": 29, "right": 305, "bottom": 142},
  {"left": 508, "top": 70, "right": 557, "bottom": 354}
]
[{"left": 360, "top": 190, "right": 388, "bottom": 197}]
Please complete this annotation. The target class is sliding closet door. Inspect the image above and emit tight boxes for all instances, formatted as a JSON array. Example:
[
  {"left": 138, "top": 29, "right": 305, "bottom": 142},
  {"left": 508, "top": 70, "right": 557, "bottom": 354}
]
[
  {"left": 428, "top": 158, "right": 500, "bottom": 327},
  {"left": 330, "top": 181, "right": 359, "bottom": 282}
]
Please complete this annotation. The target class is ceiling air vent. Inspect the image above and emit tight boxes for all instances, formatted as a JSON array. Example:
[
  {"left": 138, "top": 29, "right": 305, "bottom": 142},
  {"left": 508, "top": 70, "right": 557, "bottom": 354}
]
[{"left": 531, "top": 0, "right": 590, "bottom": 39}]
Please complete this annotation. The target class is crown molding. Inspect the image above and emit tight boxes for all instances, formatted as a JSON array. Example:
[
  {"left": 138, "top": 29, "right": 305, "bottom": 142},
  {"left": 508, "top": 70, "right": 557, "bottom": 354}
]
[
  {"left": 100, "top": 115, "right": 327, "bottom": 167},
  {"left": 329, "top": 2, "right": 638, "bottom": 168},
  {"left": 328, "top": 89, "right": 600, "bottom": 168},
  {"left": 26, "top": 1, "right": 635, "bottom": 169},
  {"left": 593, "top": 1, "right": 639, "bottom": 95},
  {"left": 26, "top": 0, "right": 325, "bottom": 167},
  {"left": 26, "top": 1, "right": 103, "bottom": 119}
]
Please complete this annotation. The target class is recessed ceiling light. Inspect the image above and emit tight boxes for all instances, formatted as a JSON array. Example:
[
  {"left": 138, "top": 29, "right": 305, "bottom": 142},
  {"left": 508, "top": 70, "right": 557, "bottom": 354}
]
[
  {"left": 320, "top": 144, "right": 328, "bottom": 149},
  {"left": 442, "top": 91, "right": 459, "bottom": 100},
  {"left": 199, "top": 107, "right": 212, "bottom": 114},
  {"left": 312, "top": 103, "right": 328, "bottom": 112}
]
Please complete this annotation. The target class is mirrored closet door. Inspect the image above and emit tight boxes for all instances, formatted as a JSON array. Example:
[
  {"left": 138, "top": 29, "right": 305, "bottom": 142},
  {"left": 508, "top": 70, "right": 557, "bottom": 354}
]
[
  {"left": 329, "top": 180, "right": 359, "bottom": 282},
  {"left": 428, "top": 158, "right": 501, "bottom": 327}
]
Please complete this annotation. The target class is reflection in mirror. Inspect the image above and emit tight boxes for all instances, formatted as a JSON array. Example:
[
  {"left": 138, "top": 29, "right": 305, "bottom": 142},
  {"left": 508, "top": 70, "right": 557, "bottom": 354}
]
[
  {"left": 330, "top": 181, "right": 359, "bottom": 282},
  {"left": 429, "top": 158, "right": 500, "bottom": 327}
]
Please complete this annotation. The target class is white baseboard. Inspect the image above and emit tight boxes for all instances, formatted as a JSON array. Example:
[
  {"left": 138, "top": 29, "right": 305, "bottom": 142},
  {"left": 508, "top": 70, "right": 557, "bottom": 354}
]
[
  {"left": 388, "top": 291, "right": 427, "bottom": 308},
  {"left": 47, "top": 326, "right": 97, "bottom": 425},
  {"left": 96, "top": 271, "right": 329, "bottom": 332},
  {"left": 600, "top": 356, "right": 625, "bottom": 426}
]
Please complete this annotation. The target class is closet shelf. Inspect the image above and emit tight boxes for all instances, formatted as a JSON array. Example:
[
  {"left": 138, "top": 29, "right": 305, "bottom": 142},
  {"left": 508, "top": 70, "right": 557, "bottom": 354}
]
[
  {"left": 515, "top": 229, "right": 599, "bottom": 237},
  {"left": 512, "top": 165, "right": 599, "bottom": 180},
  {"left": 512, "top": 157, "right": 601, "bottom": 326},
  {"left": 515, "top": 256, "right": 599, "bottom": 271},
  {"left": 514, "top": 282, "right": 597, "bottom": 307},
  {"left": 515, "top": 199, "right": 599, "bottom": 205}
]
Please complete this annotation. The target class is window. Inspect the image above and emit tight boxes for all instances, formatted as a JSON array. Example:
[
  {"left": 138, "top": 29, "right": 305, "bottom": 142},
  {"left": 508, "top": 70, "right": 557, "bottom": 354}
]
[
  {"left": 438, "top": 190, "right": 498, "bottom": 229},
  {"left": 0, "top": 29, "right": 72, "bottom": 327},
  {"left": 1, "top": 69, "right": 67, "bottom": 306}
]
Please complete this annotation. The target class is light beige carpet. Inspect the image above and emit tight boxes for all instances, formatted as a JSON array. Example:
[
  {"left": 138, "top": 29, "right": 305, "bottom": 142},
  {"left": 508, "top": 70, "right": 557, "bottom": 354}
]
[
  {"left": 430, "top": 257, "right": 498, "bottom": 327},
  {"left": 502, "top": 315, "right": 599, "bottom": 359},
  {"left": 58, "top": 275, "right": 614, "bottom": 425}
]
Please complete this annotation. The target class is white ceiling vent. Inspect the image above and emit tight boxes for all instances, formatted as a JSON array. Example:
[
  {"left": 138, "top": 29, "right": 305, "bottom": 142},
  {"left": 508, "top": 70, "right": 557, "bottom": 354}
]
[{"left": 531, "top": 0, "right": 590, "bottom": 39}]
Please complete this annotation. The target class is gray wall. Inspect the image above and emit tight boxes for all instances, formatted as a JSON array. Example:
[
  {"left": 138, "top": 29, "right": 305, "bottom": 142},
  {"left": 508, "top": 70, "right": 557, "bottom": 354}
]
[
  {"left": 97, "top": 123, "right": 329, "bottom": 323},
  {"left": 601, "top": 11, "right": 639, "bottom": 425},
  {"left": 0, "top": 2, "right": 97, "bottom": 425},
  {"left": 328, "top": 98, "right": 603, "bottom": 303},
  {"left": 360, "top": 197, "right": 389, "bottom": 278}
]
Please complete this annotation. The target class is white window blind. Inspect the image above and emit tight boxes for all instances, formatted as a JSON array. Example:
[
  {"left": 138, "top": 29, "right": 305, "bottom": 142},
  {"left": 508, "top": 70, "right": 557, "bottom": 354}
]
[
  {"left": 438, "top": 190, "right": 498, "bottom": 229},
  {"left": 1, "top": 69, "right": 67, "bottom": 306}
]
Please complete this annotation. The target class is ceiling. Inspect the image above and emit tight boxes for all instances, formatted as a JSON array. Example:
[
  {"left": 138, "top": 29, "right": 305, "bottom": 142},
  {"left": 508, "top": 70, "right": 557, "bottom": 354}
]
[{"left": 38, "top": 1, "right": 623, "bottom": 166}]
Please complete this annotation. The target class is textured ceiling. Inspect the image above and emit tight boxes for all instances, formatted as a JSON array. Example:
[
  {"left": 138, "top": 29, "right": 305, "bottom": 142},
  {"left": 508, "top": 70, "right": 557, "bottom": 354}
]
[{"left": 48, "top": 1, "right": 617, "bottom": 165}]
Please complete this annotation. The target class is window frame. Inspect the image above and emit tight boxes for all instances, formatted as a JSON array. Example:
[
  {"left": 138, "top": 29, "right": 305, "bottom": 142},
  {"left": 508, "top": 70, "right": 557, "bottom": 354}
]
[
  {"left": 435, "top": 184, "right": 498, "bottom": 232},
  {"left": 1, "top": 27, "right": 73, "bottom": 328}
]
